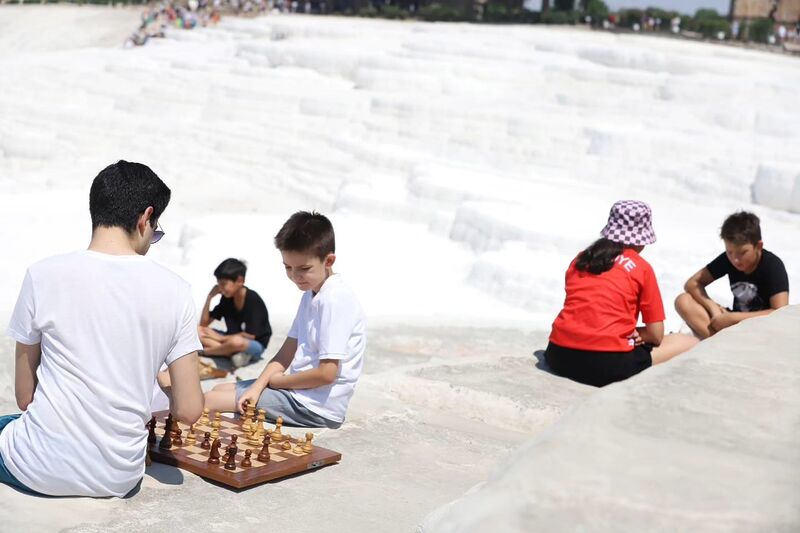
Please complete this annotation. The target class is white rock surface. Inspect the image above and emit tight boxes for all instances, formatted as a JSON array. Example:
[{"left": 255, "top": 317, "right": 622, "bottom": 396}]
[
  {"left": 420, "top": 306, "right": 800, "bottom": 533},
  {"left": 0, "top": 8, "right": 798, "bottom": 533}
]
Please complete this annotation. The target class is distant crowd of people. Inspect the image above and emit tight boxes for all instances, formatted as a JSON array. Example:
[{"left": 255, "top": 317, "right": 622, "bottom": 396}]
[
  {"left": 125, "top": 1, "right": 222, "bottom": 47},
  {"left": 125, "top": 0, "right": 333, "bottom": 47}
]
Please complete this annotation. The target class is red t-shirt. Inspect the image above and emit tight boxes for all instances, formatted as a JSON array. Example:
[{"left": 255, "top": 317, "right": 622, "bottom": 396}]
[{"left": 549, "top": 249, "right": 665, "bottom": 352}]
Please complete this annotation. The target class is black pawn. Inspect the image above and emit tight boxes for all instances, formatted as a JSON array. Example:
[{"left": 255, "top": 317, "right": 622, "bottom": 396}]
[
  {"left": 241, "top": 449, "right": 252, "bottom": 468},
  {"left": 201, "top": 432, "right": 211, "bottom": 450}
]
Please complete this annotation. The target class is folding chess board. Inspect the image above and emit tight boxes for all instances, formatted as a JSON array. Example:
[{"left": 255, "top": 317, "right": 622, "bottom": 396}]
[{"left": 147, "top": 410, "right": 341, "bottom": 489}]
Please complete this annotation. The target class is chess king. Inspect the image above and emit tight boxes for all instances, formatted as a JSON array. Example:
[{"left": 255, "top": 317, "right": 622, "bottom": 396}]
[{"left": 0, "top": 161, "right": 204, "bottom": 497}]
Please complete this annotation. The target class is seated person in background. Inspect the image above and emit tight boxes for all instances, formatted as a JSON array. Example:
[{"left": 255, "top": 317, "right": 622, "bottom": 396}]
[
  {"left": 675, "top": 211, "right": 789, "bottom": 339},
  {"left": 545, "top": 200, "right": 698, "bottom": 388},
  {"left": 199, "top": 258, "right": 272, "bottom": 368},
  {"left": 204, "top": 211, "right": 366, "bottom": 429},
  {"left": 0, "top": 161, "right": 203, "bottom": 497}
]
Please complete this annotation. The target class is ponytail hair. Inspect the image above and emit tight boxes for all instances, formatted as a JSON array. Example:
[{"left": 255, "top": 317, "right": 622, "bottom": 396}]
[{"left": 575, "top": 238, "right": 623, "bottom": 274}]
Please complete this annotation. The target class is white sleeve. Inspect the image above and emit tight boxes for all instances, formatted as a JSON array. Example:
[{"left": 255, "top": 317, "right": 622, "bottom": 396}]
[
  {"left": 6, "top": 270, "right": 41, "bottom": 345},
  {"left": 314, "top": 295, "right": 355, "bottom": 360},
  {"left": 165, "top": 283, "right": 202, "bottom": 366},
  {"left": 287, "top": 295, "right": 305, "bottom": 339}
]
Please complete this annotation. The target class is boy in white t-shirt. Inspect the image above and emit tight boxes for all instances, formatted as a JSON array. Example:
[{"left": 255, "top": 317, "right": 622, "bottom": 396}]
[
  {"left": 0, "top": 161, "right": 204, "bottom": 497},
  {"left": 204, "top": 211, "right": 366, "bottom": 429}
]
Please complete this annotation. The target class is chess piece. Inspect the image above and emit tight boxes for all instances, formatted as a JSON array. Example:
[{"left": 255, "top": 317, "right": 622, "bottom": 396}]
[
  {"left": 172, "top": 428, "right": 183, "bottom": 446},
  {"left": 241, "top": 449, "right": 252, "bottom": 468},
  {"left": 257, "top": 435, "right": 271, "bottom": 463},
  {"left": 256, "top": 413, "right": 266, "bottom": 437},
  {"left": 211, "top": 412, "right": 221, "bottom": 439},
  {"left": 271, "top": 417, "right": 283, "bottom": 443},
  {"left": 186, "top": 425, "right": 197, "bottom": 446},
  {"left": 229, "top": 435, "right": 239, "bottom": 457},
  {"left": 208, "top": 439, "right": 221, "bottom": 464},
  {"left": 147, "top": 416, "right": 157, "bottom": 445},
  {"left": 201, "top": 432, "right": 211, "bottom": 450},
  {"left": 282, "top": 440, "right": 292, "bottom": 451},
  {"left": 199, "top": 407, "right": 210, "bottom": 425},
  {"left": 302, "top": 432, "right": 314, "bottom": 454},
  {"left": 224, "top": 449, "right": 237, "bottom": 470},
  {"left": 158, "top": 418, "right": 173, "bottom": 450}
]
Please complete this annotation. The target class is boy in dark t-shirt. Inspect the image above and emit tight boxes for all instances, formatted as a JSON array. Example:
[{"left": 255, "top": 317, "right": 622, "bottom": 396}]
[
  {"left": 198, "top": 258, "right": 272, "bottom": 368},
  {"left": 675, "top": 211, "right": 789, "bottom": 339}
]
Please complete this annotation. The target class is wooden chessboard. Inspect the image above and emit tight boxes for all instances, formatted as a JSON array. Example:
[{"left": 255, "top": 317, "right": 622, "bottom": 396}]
[{"left": 147, "top": 410, "right": 341, "bottom": 489}]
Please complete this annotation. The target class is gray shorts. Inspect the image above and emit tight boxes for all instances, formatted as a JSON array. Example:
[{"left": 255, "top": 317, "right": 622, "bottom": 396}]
[{"left": 235, "top": 380, "right": 341, "bottom": 429}]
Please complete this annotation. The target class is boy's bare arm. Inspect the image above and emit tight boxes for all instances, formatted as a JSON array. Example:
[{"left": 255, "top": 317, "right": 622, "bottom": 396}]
[
  {"left": 15, "top": 342, "right": 41, "bottom": 410},
  {"left": 709, "top": 291, "right": 789, "bottom": 332},
  {"left": 167, "top": 352, "right": 204, "bottom": 424},
  {"left": 199, "top": 285, "right": 220, "bottom": 327},
  {"left": 235, "top": 337, "right": 298, "bottom": 413},
  {"left": 269, "top": 359, "right": 340, "bottom": 390},
  {"left": 685, "top": 268, "right": 724, "bottom": 317},
  {"left": 246, "top": 337, "right": 297, "bottom": 391}
]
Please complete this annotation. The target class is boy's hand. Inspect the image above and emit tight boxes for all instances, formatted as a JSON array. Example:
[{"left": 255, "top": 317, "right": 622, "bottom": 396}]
[
  {"left": 237, "top": 383, "right": 265, "bottom": 414},
  {"left": 237, "top": 332, "right": 256, "bottom": 340},
  {"left": 208, "top": 285, "right": 221, "bottom": 298},
  {"left": 708, "top": 303, "right": 726, "bottom": 319}
]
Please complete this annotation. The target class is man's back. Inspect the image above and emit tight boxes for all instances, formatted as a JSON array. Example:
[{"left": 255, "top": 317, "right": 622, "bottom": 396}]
[{"left": 2, "top": 250, "right": 200, "bottom": 497}]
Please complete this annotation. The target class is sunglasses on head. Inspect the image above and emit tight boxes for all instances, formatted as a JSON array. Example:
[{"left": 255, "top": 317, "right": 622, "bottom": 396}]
[{"left": 151, "top": 221, "right": 165, "bottom": 244}]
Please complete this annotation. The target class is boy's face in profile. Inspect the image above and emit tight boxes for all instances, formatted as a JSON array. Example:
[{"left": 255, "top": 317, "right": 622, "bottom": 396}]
[
  {"left": 216, "top": 276, "right": 244, "bottom": 298},
  {"left": 281, "top": 250, "right": 335, "bottom": 293},
  {"left": 724, "top": 240, "right": 763, "bottom": 274}
]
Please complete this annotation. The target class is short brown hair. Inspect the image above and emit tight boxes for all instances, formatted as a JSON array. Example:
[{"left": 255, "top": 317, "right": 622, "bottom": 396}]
[
  {"left": 720, "top": 211, "right": 761, "bottom": 245},
  {"left": 274, "top": 211, "right": 335, "bottom": 260}
]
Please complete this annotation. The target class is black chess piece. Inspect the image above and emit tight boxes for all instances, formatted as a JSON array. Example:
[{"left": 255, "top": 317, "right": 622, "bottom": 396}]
[{"left": 147, "top": 416, "right": 157, "bottom": 445}]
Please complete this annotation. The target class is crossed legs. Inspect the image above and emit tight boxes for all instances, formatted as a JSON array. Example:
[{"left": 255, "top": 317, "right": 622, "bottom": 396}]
[
  {"left": 198, "top": 326, "right": 249, "bottom": 357},
  {"left": 674, "top": 292, "right": 714, "bottom": 339}
]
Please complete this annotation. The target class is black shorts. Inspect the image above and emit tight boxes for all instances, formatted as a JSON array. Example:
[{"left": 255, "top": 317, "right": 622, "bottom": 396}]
[{"left": 544, "top": 341, "right": 652, "bottom": 387}]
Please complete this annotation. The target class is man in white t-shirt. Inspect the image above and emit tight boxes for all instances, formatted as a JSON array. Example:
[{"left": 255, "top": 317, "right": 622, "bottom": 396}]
[
  {"left": 205, "top": 211, "right": 366, "bottom": 429},
  {"left": 0, "top": 161, "right": 204, "bottom": 497}
]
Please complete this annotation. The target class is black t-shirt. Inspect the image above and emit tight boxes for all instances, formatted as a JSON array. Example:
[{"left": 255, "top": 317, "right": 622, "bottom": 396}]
[
  {"left": 706, "top": 249, "right": 789, "bottom": 312},
  {"left": 210, "top": 287, "right": 272, "bottom": 347}
]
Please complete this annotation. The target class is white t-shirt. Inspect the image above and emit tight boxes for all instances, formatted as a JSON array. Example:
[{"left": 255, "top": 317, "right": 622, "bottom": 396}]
[
  {"left": 1, "top": 250, "right": 201, "bottom": 497},
  {"left": 287, "top": 274, "right": 365, "bottom": 423}
]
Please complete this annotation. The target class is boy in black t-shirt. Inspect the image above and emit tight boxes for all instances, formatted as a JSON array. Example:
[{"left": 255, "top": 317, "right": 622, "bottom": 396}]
[
  {"left": 198, "top": 258, "right": 272, "bottom": 368},
  {"left": 675, "top": 211, "right": 789, "bottom": 339}
]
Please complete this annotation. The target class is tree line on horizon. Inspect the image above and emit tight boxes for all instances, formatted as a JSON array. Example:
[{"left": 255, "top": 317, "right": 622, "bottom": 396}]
[{"left": 4, "top": 0, "right": 782, "bottom": 45}]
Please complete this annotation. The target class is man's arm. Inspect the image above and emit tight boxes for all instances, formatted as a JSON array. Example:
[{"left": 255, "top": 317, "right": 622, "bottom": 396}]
[
  {"left": 685, "top": 267, "right": 724, "bottom": 318},
  {"left": 167, "top": 352, "right": 204, "bottom": 424},
  {"left": 709, "top": 291, "right": 789, "bottom": 333},
  {"left": 15, "top": 342, "right": 41, "bottom": 411},
  {"left": 268, "top": 359, "right": 339, "bottom": 390}
]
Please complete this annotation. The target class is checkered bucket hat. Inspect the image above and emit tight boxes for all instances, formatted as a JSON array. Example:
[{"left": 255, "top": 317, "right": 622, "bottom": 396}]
[{"left": 600, "top": 200, "right": 656, "bottom": 246}]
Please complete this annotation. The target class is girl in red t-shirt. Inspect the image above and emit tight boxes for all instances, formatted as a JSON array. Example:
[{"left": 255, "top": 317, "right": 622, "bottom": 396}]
[{"left": 545, "top": 200, "right": 698, "bottom": 387}]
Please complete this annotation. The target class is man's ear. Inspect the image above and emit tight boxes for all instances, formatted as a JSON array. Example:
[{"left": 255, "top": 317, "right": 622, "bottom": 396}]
[
  {"left": 324, "top": 253, "right": 336, "bottom": 268},
  {"left": 755, "top": 240, "right": 764, "bottom": 252},
  {"left": 137, "top": 206, "right": 155, "bottom": 236}
]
